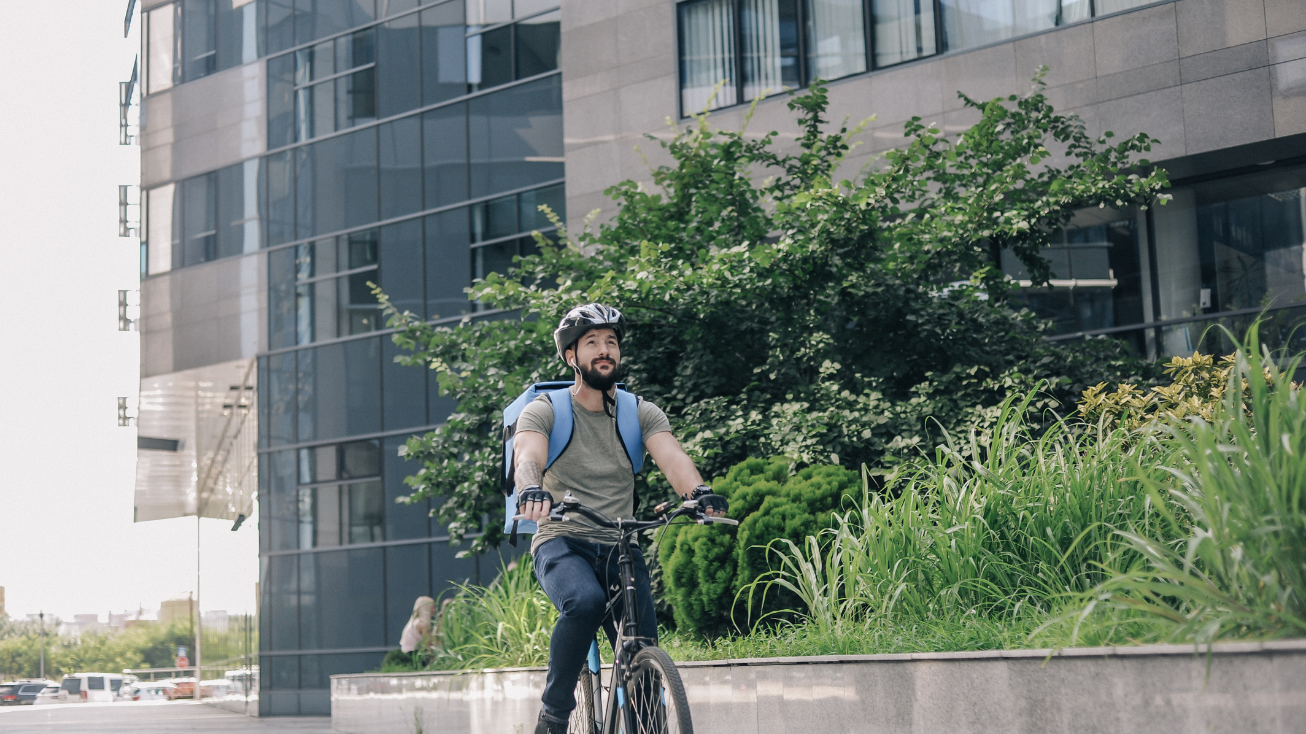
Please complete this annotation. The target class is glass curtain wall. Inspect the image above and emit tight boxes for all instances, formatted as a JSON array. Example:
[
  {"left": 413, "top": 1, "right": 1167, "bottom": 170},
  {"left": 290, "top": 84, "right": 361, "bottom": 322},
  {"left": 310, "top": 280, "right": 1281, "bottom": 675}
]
[
  {"left": 145, "top": 0, "right": 263, "bottom": 94},
  {"left": 678, "top": 0, "right": 1156, "bottom": 112},
  {"left": 252, "top": 1, "right": 557, "bottom": 714}
]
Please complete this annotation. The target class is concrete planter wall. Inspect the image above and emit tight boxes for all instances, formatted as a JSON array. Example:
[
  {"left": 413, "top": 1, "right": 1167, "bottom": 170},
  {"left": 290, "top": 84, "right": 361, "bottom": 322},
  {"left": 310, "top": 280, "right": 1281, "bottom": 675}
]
[{"left": 331, "top": 640, "right": 1306, "bottom": 734}]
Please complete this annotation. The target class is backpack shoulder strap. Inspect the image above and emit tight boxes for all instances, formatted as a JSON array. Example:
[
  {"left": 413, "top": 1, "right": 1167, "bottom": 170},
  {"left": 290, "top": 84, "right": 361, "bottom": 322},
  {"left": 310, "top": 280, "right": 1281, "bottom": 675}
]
[
  {"left": 545, "top": 389, "right": 574, "bottom": 469},
  {"left": 614, "top": 389, "right": 644, "bottom": 474}
]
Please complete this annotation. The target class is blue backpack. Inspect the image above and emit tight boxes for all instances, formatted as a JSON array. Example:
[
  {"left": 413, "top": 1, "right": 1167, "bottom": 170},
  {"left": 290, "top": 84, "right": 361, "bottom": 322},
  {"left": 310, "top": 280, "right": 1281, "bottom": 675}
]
[{"left": 501, "top": 381, "right": 645, "bottom": 545}]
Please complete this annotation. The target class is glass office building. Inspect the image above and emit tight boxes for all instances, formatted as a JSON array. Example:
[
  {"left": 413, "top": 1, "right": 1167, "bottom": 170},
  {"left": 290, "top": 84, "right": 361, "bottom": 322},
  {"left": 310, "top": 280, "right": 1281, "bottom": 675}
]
[{"left": 137, "top": 0, "right": 560, "bottom": 715}]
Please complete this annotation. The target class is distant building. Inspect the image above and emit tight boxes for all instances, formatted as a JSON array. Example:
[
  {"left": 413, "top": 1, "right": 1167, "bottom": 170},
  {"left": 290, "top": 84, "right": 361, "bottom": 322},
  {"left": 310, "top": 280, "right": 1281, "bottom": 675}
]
[
  {"left": 202, "top": 610, "right": 229, "bottom": 633},
  {"left": 158, "top": 598, "right": 194, "bottom": 627}
]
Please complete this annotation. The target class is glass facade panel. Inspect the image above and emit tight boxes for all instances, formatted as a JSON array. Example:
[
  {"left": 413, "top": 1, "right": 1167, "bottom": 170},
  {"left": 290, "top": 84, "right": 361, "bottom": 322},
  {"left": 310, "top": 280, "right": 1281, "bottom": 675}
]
[
  {"left": 468, "top": 24, "right": 514, "bottom": 92},
  {"left": 518, "top": 182, "right": 565, "bottom": 231},
  {"left": 179, "top": 173, "right": 216, "bottom": 267},
  {"left": 217, "top": 159, "right": 263, "bottom": 257},
  {"left": 146, "top": 183, "right": 177, "bottom": 276},
  {"left": 299, "top": 548, "right": 386, "bottom": 650},
  {"left": 805, "top": 0, "right": 867, "bottom": 82},
  {"left": 514, "top": 10, "right": 560, "bottom": 79},
  {"left": 873, "top": 0, "right": 937, "bottom": 67},
  {"left": 147, "top": 4, "right": 180, "bottom": 94},
  {"left": 423, "top": 104, "right": 470, "bottom": 209},
  {"left": 679, "top": 0, "right": 737, "bottom": 112},
  {"left": 300, "top": 652, "right": 386, "bottom": 689},
  {"left": 741, "top": 0, "right": 800, "bottom": 101},
  {"left": 377, "top": 13, "right": 422, "bottom": 117},
  {"left": 1002, "top": 216, "right": 1144, "bottom": 336},
  {"left": 265, "top": 150, "right": 296, "bottom": 245},
  {"left": 467, "top": 76, "right": 563, "bottom": 197},
  {"left": 183, "top": 0, "right": 219, "bottom": 82},
  {"left": 217, "top": 0, "right": 262, "bottom": 69},
  {"left": 297, "top": 337, "right": 382, "bottom": 442},
  {"left": 421, "top": 1, "right": 467, "bottom": 104},
  {"left": 268, "top": 450, "right": 300, "bottom": 551},
  {"left": 295, "top": 127, "right": 379, "bottom": 239},
  {"left": 379, "top": 219, "right": 425, "bottom": 317},
  {"left": 295, "top": 0, "right": 377, "bottom": 46},
  {"left": 385, "top": 543, "right": 430, "bottom": 640},
  {"left": 425, "top": 208, "right": 471, "bottom": 319},
  {"left": 267, "top": 0, "right": 297, "bottom": 55},
  {"left": 431, "top": 539, "right": 480, "bottom": 592},
  {"left": 1148, "top": 165, "right": 1306, "bottom": 355},
  {"left": 383, "top": 435, "right": 429, "bottom": 538},
  {"left": 269, "top": 554, "right": 299, "bottom": 649},
  {"left": 379, "top": 118, "right": 423, "bottom": 220},
  {"left": 465, "top": 0, "right": 511, "bottom": 25}
]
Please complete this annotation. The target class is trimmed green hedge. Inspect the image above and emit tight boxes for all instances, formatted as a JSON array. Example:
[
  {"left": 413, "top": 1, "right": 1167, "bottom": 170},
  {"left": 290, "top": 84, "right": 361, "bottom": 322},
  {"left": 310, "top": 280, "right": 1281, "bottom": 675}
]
[{"left": 657, "top": 457, "right": 859, "bottom": 637}]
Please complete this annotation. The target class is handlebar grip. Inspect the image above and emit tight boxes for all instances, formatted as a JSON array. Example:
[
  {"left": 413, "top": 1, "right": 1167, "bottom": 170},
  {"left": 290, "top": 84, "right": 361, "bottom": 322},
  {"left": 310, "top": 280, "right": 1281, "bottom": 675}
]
[{"left": 701, "top": 516, "right": 739, "bottom": 526}]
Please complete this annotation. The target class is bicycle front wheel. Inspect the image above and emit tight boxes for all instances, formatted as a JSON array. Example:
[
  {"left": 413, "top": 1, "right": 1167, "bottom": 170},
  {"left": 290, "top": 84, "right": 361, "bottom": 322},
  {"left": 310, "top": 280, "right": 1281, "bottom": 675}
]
[
  {"left": 570, "top": 665, "right": 601, "bottom": 734},
  {"left": 622, "top": 646, "right": 692, "bottom": 734}
]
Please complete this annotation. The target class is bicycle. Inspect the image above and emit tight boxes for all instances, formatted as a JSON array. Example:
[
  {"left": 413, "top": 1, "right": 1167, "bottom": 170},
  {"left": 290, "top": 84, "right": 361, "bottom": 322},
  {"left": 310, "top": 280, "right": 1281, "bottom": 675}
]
[{"left": 521, "top": 492, "right": 737, "bottom": 734}]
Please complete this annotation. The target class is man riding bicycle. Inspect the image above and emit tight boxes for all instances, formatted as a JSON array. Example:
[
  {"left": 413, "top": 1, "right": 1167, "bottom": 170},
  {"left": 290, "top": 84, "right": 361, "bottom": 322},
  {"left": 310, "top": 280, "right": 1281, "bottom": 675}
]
[{"left": 513, "top": 303, "right": 728, "bottom": 734}]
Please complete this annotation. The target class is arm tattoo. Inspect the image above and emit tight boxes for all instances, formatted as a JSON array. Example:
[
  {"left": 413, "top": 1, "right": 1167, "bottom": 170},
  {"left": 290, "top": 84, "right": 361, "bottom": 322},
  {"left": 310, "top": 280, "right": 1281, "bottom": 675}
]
[{"left": 516, "top": 459, "right": 543, "bottom": 490}]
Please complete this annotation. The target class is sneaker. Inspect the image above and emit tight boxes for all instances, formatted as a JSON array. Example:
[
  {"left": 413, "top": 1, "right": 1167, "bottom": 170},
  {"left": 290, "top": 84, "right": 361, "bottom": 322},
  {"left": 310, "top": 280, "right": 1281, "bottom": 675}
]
[{"left": 535, "top": 712, "right": 567, "bottom": 734}]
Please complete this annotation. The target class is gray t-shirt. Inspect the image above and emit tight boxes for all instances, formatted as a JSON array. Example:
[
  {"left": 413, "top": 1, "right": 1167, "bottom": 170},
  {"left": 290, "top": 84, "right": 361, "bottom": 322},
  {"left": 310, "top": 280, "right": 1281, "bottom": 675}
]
[{"left": 516, "top": 391, "right": 672, "bottom": 553}]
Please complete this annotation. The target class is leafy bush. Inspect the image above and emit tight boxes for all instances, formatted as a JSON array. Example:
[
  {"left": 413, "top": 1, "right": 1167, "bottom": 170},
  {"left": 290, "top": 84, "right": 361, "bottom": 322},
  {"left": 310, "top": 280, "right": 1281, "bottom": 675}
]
[
  {"left": 380, "top": 73, "right": 1167, "bottom": 554},
  {"left": 657, "top": 457, "right": 860, "bottom": 637},
  {"left": 0, "top": 618, "right": 209, "bottom": 680},
  {"left": 1064, "top": 326, "right": 1306, "bottom": 644},
  {"left": 751, "top": 391, "right": 1177, "bottom": 635}
]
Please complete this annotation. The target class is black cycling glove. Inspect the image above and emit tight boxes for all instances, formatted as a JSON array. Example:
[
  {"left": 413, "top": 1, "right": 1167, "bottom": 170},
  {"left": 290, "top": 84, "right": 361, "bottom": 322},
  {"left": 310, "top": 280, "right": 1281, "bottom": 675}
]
[
  {"left": 690, "top": 485, "right": 728, "bottom": 515},
  {"left": 517, "top": 486, "right": 551, "bottom": 510}
]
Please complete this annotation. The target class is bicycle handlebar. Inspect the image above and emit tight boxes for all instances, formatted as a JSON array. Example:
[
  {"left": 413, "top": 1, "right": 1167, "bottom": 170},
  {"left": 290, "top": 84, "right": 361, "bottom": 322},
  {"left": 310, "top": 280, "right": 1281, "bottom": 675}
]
[{"left": 512, "top": 493, "right": 738, "bottom": 531}]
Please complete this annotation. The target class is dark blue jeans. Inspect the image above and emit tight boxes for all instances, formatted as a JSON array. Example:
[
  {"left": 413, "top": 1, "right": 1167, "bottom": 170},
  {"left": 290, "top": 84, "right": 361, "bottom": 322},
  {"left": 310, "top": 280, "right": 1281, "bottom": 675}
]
[{"left": 533, "top": 536, "right": 658, "bottom": 722}]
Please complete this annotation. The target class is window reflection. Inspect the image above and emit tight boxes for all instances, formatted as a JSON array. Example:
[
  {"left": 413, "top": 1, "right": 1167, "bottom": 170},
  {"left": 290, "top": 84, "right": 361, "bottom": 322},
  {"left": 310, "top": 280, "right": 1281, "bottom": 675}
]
[
  {"left": 873, "top": 0, "right": 937, "bottom": 67},
  {"left": 1002, "top": 215, "right": 1145, "bottom": 337}
]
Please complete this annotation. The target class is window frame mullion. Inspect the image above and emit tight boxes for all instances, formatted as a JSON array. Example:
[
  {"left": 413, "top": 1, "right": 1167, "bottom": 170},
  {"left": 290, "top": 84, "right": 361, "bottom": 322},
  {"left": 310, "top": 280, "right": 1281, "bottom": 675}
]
[{"left": 733, "top": 0, "right": 745, "bottom": 106}]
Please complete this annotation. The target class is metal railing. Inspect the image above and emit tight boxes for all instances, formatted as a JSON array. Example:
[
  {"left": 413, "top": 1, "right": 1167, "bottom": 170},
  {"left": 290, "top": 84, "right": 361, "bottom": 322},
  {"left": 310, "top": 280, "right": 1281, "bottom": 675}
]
[{"left": 1047, "top": 302, "right": 1306, "bottom": 362}]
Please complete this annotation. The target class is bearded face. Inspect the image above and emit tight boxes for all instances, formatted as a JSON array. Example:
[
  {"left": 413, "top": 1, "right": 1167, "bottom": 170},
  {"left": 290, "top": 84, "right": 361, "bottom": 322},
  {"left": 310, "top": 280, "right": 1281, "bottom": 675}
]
[{"left": 569, "top": 328, "right": 621, "bottom": 391}]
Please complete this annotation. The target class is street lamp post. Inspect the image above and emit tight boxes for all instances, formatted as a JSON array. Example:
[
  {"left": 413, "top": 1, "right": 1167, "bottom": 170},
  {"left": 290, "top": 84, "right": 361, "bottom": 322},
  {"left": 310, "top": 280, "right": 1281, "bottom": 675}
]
[{"left": 38, "top": 611, "right": 45, "bottom": 680}]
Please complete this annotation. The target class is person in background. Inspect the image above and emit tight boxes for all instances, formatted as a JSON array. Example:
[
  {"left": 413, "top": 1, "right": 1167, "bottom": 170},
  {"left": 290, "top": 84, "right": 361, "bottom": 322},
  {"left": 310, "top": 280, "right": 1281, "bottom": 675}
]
[{"left": 399, "top": 596, "right": 436, "bottom": 653}]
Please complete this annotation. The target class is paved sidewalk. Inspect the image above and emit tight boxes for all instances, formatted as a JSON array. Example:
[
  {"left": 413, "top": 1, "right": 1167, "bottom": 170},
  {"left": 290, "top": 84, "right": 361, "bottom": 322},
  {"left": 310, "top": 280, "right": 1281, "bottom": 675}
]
[{"left": 0, "top": 701, "right": 332, "bottom": 733}]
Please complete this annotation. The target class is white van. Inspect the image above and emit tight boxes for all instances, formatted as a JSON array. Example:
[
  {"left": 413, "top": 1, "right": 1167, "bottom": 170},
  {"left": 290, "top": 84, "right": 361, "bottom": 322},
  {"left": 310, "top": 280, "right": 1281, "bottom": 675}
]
[{"left": 60, "top": 673, "right": 124, "bottom": 703}]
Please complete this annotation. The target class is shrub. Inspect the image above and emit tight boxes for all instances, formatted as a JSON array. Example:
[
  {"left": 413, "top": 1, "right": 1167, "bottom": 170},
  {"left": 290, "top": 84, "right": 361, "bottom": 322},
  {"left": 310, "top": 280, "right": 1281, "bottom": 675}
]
[
  {"left": 751, "top": 391, "right": 1177, "bottom": 634},
  {"left": 1065, "top": 326, "right": 1306, "bottom": 644},
  {"left": 657, "top": 457, "right": 860, "bottom": 637}
]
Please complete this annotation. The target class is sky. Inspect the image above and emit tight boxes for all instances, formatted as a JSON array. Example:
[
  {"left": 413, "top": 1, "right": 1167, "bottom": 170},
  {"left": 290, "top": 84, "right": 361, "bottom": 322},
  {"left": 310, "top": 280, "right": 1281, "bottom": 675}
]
[{"left": 0, "top": 2, "right": 259, "bottom": 623}]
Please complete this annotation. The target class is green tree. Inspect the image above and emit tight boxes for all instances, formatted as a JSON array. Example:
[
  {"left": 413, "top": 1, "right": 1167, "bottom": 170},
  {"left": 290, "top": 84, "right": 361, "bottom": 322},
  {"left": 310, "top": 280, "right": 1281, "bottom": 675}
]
[{"left": 378, "top": 72, "right": 1167, "bottom": 556}]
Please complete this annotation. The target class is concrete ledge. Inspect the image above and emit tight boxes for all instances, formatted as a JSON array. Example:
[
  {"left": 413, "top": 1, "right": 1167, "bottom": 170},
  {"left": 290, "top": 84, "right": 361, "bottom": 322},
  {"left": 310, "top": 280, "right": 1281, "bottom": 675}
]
[{"left": 331, "top": 640, "right": 1306, "bottom": 733}]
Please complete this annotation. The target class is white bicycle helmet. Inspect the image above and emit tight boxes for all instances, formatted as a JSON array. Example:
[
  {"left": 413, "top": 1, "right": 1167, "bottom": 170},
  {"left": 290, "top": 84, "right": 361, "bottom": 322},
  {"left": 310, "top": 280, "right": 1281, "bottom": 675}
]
[{"left": 553, "top": 303, "right": 626, "bottom": 364}]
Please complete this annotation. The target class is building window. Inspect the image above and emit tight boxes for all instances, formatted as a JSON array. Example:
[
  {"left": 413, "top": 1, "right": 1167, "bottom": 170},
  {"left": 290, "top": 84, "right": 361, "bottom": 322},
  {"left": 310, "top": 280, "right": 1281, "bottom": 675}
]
[
  {"left": 872, "top": 0, "right": 936, "bottom": 68},
  {"left": 144, "top": 0, "right": 263, "bottom": 95},
  {"left": 287, "top": 28, "right": 378, "bottom": 143},
  {"left": 1002, "top": 216, "right": 1145, "bottom": 341},
  {"left": 678, "top": 0, "right": 1154, "bottom": 113},
  {"left": 467, "top": 8, "right": 560, "bottom": 93},
  {"left": 679, "top": 0, "right": 737, "bottom": 112},
  {"left": 141, "top": 159, "right": 262, "bottom": 275}
]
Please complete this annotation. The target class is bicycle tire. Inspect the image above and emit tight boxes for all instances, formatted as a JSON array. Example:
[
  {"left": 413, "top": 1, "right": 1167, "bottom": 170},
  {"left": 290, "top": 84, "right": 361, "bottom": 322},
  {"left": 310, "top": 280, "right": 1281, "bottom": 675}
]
[
  {"left": 621, "top": 646, "right": 692, "bottom": 734},
  {"left": 570, "top": 666, "right": 602, "bottom": 734}
]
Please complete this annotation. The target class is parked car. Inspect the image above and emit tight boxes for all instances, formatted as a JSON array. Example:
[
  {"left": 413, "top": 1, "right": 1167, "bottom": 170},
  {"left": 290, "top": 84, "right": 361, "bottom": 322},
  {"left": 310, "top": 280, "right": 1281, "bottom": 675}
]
[
  {"left": 2, "top": 680, "right": 58, "bottom": 705},
  {"left": 32, "top": 685, "right": 64, "bottom": 705},
  {"left": 127, "top": 681, "right": 177, "bottom": 701},
  {"left": 59, "top": 673, "right": 124, "bottom": 703}
]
